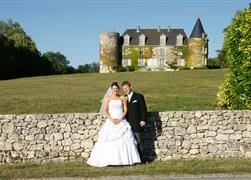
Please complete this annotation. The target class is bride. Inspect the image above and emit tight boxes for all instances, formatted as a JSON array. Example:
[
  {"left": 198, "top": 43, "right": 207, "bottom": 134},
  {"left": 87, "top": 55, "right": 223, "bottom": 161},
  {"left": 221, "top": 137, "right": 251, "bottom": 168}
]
[{"left": 87, "top": 82, "right": 141, "bottom": 167}]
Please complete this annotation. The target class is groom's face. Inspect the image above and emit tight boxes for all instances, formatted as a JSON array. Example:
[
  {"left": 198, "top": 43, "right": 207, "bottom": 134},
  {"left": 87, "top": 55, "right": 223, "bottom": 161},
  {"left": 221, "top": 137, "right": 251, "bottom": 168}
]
[{"left": 122, "top": 84, "right": 132, "bottom": 95}]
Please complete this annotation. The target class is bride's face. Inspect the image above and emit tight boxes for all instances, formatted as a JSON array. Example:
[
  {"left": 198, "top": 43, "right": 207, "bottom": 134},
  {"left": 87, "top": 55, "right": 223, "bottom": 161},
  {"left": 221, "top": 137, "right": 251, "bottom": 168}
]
[{"left": 111, "top": 85, "right": 119, "bottom": 95}]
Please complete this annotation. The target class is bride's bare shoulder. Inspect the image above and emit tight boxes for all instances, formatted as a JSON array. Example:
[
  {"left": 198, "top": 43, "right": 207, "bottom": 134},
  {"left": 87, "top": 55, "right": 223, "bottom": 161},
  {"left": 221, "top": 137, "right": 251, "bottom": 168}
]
[
  {"left": 120, "top": 95, "right": 126, "bottom": 101},
  {"left": 104, "top": 96, "right": 111, "bottom": 102}
]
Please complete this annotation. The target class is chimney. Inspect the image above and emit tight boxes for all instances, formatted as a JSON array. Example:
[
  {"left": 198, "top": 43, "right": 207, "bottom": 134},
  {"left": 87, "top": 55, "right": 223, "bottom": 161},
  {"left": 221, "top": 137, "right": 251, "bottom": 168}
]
[
  {"left": 136, "top": 26, "right": 140, "bottom": 33},
  {"left": 157, "top": 25, "right": 160, "bottom": 32},
  {"left": 167, "top": 26, "right": 171, "bottom": 32}
]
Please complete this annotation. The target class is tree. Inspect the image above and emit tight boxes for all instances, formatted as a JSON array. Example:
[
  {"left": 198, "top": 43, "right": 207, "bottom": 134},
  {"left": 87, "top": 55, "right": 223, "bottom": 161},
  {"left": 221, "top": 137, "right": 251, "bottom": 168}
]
[
  {"left": 89, "top": 62, "right": 99, "bottom": 72},
  {"left": 76, "top": 62, "right": 99, "bottom": 73},
  {"left": 207, "top": 57, "right": 221, "bottom": 69},
  {"left": 0, "top": 19, "right": 52, "bottom": 80},
  {"left": 216, "top": 4, "right": 251, "bottom": 110},
  {"left": 216, "top": 48, "right": 228, "bottom": 68},
  {"left": 43, "top": 51, "right": 70, "bottom": 74},
  {"left": 66, "top": 66, "right": 76, "bottom": 74},
  {"left": 207, "top": 48, "right": 228, "bottom": 69},
  {"left": 77, "top": 64, "right": 91, "bottom": 73}
]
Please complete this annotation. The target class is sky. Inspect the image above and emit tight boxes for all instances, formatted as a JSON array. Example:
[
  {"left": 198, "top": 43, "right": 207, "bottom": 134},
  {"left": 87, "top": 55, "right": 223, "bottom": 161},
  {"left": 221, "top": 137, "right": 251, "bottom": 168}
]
[{"left": 0, "top": 0, "right": 250, "bottom": 67}]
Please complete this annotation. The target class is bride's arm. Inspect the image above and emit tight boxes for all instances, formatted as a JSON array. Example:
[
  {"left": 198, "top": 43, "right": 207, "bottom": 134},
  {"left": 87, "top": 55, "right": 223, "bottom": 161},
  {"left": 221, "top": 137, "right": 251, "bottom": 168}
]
[
  {"left": 120, "top": 96, "right": 127, "bottom": 120},
  {"left": 103, "top": 96, "right": 112, "bottom": 121}
]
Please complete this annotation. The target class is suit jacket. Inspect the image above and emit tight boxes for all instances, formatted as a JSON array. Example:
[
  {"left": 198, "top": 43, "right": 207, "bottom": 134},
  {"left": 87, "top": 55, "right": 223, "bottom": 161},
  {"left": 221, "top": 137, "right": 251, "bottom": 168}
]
[{"left": 126, "top": 92, "right": 147, "bottom": 133}]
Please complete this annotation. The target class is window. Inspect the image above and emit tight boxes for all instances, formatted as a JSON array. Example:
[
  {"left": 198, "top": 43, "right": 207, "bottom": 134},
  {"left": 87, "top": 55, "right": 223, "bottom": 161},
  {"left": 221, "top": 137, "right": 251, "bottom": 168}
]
[
  {"left": 160, "top": 58, "right": 165, "bottom": 66},
  {"left": 177, "top": 50, "right": 183, "bottom": 56},
  {"left": 160, "top": 48, "right": 165, "bottom": 55},
  {"left": 124, "top": 48, "right": 128, "bottom": 55},
  {"left": 123, "top": 34, "right": 130, "bottom": 46},
  {"left": 122, "top": 59, "right": 131, "bottom": 66},
  {"left": 139, "top": 34, "right": 145, "bottom": 46},
  {"left": 177, "top": 59, "right": 183, "bottom": 66},
  {"left": 140, "top": 48, "right": 144, "bottom": 55},
  {"left": 176, "top": 34, "right": 183, "bottom": 46},
  {"left": 160, "top": 34, "right": 166, "bottom": 46},
  {"left": 138, "top": 59, "right": 145, "bottom": 66},
  {"left": 204, "top": 47, "right": 208, "bottom": 54},
  {"left": 204, "top": 58, "right": 208, "bottom": 65}
]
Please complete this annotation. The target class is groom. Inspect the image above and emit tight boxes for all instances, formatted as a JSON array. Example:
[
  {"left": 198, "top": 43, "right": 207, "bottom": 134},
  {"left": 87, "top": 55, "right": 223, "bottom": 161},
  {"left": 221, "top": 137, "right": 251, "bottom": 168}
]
[{"left": 122, "top": 81, "right": 148, "bottom": 163}]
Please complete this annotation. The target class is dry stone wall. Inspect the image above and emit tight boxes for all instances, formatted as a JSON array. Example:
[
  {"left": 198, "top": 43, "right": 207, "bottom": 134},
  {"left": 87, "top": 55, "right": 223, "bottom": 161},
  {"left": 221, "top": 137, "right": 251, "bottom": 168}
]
[{"left": 0, "top": 110, "right": 250, "bottom": 164}]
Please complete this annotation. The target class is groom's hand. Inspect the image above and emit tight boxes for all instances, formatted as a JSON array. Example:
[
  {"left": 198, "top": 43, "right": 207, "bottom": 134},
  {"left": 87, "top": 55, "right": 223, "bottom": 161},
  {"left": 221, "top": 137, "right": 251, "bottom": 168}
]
[{"left": 139, "top": 121, "right": 146, "bottom": 127}]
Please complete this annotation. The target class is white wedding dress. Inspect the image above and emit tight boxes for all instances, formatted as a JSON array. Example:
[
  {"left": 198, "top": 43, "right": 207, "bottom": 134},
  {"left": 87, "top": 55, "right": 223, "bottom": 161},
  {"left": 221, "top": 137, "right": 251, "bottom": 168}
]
[{"left": 87, "top": 99, "right": 141, "bottom": 167}]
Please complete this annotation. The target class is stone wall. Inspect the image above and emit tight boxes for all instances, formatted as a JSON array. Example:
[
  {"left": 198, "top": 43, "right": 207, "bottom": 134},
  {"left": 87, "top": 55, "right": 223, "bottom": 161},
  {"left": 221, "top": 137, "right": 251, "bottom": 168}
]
[{"left": 0, "top": 110, "right": 250, "bottom": 164}]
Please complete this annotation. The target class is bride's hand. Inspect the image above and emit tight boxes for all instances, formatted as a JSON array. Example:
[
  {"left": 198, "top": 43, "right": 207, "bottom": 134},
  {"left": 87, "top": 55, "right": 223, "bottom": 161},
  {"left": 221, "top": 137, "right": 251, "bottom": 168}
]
[{"left": 112, "top": 118, "right": 122, "bottom": 125}]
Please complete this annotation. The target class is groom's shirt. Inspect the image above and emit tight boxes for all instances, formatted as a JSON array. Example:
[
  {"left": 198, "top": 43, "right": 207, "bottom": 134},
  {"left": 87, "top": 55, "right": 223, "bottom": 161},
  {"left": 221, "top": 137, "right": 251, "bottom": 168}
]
[{"left": 128, "top": 91, "right": 134, "bottom": 102}]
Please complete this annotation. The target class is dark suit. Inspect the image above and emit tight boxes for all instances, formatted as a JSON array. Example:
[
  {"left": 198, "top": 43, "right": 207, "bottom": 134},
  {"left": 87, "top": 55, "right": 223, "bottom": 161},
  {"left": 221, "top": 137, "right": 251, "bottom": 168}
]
[
  {"left": 126, "top": 92, "right": 147, "bottom": 132},
  {"left": 126, "top": 91, "right": 147, "bottom": 162}
]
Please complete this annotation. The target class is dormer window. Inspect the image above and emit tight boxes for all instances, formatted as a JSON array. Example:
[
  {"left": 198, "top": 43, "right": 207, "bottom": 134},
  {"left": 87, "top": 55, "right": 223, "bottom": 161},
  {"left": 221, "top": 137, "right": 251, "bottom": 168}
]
[
  {"left": 176, "top": 33, "right": 183, "bottom": 46},
  {"left": 160, "top": 34, "right": 166, "bottom": 46},
  {"left": 123, "top": 34, "right": 130, "bottom": 46},
  {"left": 139, "top": 34, "right": 145, "bottom": 46}
]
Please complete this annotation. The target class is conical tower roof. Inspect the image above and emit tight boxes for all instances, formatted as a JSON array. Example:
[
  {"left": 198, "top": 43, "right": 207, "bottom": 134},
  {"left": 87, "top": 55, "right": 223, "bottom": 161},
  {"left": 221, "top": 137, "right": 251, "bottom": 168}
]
[{"left": 190, "top": 18, "right": 205, "bottom": 38}]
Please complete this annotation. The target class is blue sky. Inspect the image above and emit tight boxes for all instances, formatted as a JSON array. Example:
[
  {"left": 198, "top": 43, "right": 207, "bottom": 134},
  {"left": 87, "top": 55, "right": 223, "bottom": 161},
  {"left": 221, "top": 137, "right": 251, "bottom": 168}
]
[{"left": 0, "top": 0, "right": 250, "bottom": 67}]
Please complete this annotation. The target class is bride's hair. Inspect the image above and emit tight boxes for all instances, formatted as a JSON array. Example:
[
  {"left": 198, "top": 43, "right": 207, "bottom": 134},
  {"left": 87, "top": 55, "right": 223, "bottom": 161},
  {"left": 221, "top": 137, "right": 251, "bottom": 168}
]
[{"left": 111, "top": 82, "right": 119, "bottom": 89}]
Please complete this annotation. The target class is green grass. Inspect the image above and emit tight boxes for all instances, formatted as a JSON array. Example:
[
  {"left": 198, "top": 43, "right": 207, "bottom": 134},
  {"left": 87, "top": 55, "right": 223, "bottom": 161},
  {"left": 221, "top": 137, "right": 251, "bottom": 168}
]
[
  {"left": 0, "top": 159, "right": 250, "bottom": 179},
  {"left": 0, "top": 69, "right": 228, "bottom": 114}
]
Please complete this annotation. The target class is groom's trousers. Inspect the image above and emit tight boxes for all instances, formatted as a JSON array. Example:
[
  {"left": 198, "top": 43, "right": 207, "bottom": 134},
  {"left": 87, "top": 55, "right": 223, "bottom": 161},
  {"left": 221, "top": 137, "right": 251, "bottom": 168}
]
[{"left": 134, "top": 132, "right": 146, "bottom": 163}]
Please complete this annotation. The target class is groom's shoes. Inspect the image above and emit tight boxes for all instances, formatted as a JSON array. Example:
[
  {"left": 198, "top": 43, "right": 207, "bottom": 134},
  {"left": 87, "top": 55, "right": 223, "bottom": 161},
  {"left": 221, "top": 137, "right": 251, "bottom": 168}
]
[{"left": 140, "top": 157, "right": 149, "bottom": 164}]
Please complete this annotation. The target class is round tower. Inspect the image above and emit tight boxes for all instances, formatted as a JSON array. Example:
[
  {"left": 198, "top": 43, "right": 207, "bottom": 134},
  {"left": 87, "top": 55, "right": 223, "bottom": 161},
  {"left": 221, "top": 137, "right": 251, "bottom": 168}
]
[
  {"left": 187, "top": 18, "right": 208, "bottom": 68},
  {"left": 99, "top": 32, "right": 119, "bottom": 73}
]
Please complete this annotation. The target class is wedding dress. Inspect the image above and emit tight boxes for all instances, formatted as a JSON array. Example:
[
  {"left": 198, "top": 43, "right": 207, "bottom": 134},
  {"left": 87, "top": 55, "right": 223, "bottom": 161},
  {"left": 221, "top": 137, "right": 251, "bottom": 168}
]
[{"left": 87, "top": 99, "right": 141, "bottom": 167}]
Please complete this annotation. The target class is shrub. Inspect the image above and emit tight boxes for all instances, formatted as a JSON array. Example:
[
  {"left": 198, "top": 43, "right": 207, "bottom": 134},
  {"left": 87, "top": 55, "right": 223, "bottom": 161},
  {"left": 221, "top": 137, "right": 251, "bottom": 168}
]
[
  {"left": 216, "top": 75, "right": 231, "bottom": 108},
  {"left": 216, "top": 4, "right": 251, "bottom": 110},
  {"left": 117, "top": 65, "right": 126, "bottom": 72}
]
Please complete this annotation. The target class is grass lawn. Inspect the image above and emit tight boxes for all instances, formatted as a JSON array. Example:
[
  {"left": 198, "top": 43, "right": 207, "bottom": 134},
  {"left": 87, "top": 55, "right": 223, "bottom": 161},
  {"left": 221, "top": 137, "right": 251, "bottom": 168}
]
[
  {"left": 0, "top": 159, "right": 250, "bottom": 179},
  {"left": 0, "top": 69, "right": 228, "bottom": 114}
]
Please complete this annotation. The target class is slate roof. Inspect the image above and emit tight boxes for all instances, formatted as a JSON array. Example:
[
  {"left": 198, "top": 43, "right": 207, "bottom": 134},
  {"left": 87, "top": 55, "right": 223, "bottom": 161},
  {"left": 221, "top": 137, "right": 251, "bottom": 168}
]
[
  {"left": 121, "top": 28, "right": 188, "bottom": 46},
  {"left": 190, "top": 18, "right": 205, "bottom": 38}
]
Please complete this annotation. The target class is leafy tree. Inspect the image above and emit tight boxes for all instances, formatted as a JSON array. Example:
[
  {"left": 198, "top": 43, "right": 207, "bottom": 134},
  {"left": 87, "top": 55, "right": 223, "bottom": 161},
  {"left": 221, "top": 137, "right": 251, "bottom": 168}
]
[
  {"left": 66, "top": 66, "right": 76, "bottom": 74},
  {"left": 76, "top": 62, "right": 99, "bottom": 73},
  {"left": 217, "top": 4, "right": 251, "bottom": 110},
  {"left": 6, "top": 20, "right": 37, "bottom": 52},
  {"left": 89, "top": 62, "right": 99, "bottom": 72},
  {"left": 0, "top": 19, "right": 52, "bottom": 80},
  {"left": 216, "top": 48, "right": 228, "bottom": 68},
  {"left": 43, "top": 51, "right": 70, "bottom": 74},
  {"left": 77, "top": 64, "right": 91, "bottom": 73},
  {"left": 207, "top": 48, "right": 228, "bottom": 69},
  {"left": 207, "top": 58, "right": 221, "bottom": 69}
]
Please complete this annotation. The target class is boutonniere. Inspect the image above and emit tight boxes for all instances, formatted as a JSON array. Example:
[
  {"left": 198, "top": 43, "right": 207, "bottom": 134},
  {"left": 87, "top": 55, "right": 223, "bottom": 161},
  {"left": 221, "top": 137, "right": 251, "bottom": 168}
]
[{"left": 125, "top": 96, "right": 128, "bottom": 101}]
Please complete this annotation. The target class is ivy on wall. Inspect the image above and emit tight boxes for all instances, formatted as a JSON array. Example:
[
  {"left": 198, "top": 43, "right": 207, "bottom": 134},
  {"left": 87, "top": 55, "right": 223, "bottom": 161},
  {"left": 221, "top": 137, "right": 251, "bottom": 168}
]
[
  {"left": 172, "top": 45, "right": 188, "bottom": 66},
  {"left": 122, "top": 46, "right": 153, "bottom": 69},
  {"left": 187, "top": 39, "right": 206, "bottom": 67},
  {"left": 100, "top": 48, "right": 118, "bottom": 69}
]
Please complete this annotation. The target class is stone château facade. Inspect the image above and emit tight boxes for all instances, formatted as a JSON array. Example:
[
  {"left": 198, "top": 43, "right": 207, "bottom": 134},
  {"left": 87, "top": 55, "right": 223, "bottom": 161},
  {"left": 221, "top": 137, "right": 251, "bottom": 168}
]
[{"left": 99, "top": 18, "right": 209, "bottom": 73}]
